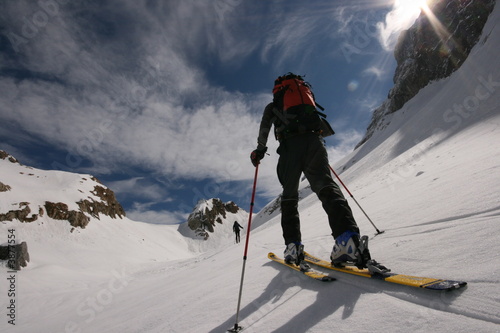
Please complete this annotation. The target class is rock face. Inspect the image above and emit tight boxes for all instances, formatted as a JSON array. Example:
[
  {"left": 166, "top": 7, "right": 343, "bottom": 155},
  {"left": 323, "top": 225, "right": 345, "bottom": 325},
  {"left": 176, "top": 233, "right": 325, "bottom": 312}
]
[
  {"left": 0, "top": 202, "right": 42, "bottom": 223},
  {"left": 0, "top": 181, "right": 11, "bottom": 192},
  {"left": 0, "top": 150, "right": 126, "bottom": 228},
  {"left": 84, "top": 182, "right": 126, "bottom": 219},
  {"left": 44, "top": 201, "right": 91, "bottom": 228},
  {"left": 0, "top": 242, "right": 30, "bottom": 270},
  {"left": 0, "top": 150, "right": 19, "bottom": 163},
  {"left": 185, "top": 198, "right": 240, "bottom": 240},
  {"left": 357, "top": 0, "right": 496, "bottom": 148},
  {"left": 0, "top": 149, "right": 129, "bottom": 269}
]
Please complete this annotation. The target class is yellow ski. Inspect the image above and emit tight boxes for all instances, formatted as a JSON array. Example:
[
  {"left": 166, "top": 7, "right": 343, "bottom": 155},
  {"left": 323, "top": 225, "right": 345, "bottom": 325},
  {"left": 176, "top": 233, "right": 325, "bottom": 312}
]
[
  {"left": 268, "top": 252, "right": 335, "bottom": 282},
  {"left": 304, "top": 252, "right": 466, "bottom": 291}
]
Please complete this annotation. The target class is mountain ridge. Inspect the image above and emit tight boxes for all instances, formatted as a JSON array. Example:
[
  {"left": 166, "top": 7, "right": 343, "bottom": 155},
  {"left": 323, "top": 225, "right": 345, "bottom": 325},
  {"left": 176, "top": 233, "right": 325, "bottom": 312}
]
[
  {"left": 356, "top": 0, "right": 496, "bottom": 148},
  {"left": 0, "top": 149, "right": 125, "bottom": 230}
]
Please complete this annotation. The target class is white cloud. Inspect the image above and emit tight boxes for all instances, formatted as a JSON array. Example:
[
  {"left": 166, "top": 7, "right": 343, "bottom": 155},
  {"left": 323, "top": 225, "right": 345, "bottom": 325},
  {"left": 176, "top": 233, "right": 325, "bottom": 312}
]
[
  {"left": 363, "top": 66, "right": 385, "bottom": 80},
  {"left": 105, "top": 177, "right": 170, "bottom": 202},
  {"left": 0, "top": 1, "right": 396, "bottom": 214},
  {"left": 0, "top": 0, "right": 269, "bottom": 186},
  {"left": 327, "top": 130, "right": 364, "bottom": 165},
  {"left": 259, "top": 3, "right": 345, "bottom": 67},
  {"left": 127, "top": 206, "right": 188, "bottom": 225},
  {"left": 377, "top": 0, "right": 424, "bottom": 50},
  {"left": 260, "top": 16, "right": 317, "bottom": 66}
]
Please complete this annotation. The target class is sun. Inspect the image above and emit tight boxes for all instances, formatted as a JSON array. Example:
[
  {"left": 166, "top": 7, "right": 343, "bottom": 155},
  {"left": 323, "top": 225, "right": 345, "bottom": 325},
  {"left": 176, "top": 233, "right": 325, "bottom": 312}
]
[
  {"left": 416, "top": 0, "right": 430, "bottom": 10},
  {"left": 379, "top": 0, "right": 443, "bottom": 50},
  {"left": 389, "top": 0, "right": 437, "bottom": 32},
  {"left": 416, "top": 0, "right": 434, "bottom": 14},
  {"left": 392, "top": 0, "right": 451, "bottom": 48},
  {"left": 395, "top": 0, "right": 430, "bottom": 19}
]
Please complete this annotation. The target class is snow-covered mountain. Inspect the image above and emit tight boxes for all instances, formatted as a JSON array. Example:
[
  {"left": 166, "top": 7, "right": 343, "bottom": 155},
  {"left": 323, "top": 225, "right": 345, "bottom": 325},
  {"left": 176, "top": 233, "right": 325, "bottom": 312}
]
[
  {"left": 0, "top": 150, "right": 125, "bottom": 229},
  {"left": 357, "top": 0, "right": 496, "bottom": 147},
  {"left": 1, "top": 2, "right": 500, "bottom": 332},
  {"left": 0, "top": 149, "right": 248, "bottom": 260},
  {"left": 0, "top": 149, "right": 193, "bottom": 254},
  {"left": 178, "top": 198, "right": 249, "bottom": 252}
]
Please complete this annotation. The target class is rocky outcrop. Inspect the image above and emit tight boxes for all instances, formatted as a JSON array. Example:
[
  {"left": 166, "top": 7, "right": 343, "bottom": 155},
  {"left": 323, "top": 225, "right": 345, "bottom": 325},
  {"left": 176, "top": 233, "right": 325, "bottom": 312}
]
[
  {"left": 186, "top": 199, "right": 240, "bottom": 240},
  {"left": 357, "top": 0, "right": 496, "bottom": 148},
  {"left": 44, "top": 201, "right": 90, "bottom": 228},
  {"left": 0, "top": 150, "right": 126, "bottom": 229},
  {"left": 42, "top": 184, "right": 126, "bottom": 228},
  {"left": 0, "top": 150, "right": 20, "bottom": 164},
  {"left": 0, "top": 181, "right": 11, "bottom": 192},
  {"left": 81, "top": 183, "right": 126, "bottom": 219},
  {"left": 389, "top": 0, "right": 496, "bottom": 113},
  {"left": 0, "top": 241, "right": 30, "bottom": 270},
  {"left": 0, "top": 189, "right": 125, "bottom": 228},
  {"left": 0, "top": 202, "right": 41, "bottom": 223}
]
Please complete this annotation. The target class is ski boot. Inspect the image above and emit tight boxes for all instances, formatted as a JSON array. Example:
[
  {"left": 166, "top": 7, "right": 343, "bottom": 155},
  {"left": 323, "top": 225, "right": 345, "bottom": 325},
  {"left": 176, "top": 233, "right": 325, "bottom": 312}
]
[
  {"left": 331, "top": 231, "right": 364, "bottom": 266},
  {"left": 284, "top": 242, "right": 311, "bottom": 271},
  {"left": 331, "top": 231, "right": 390, "bottom": 274}
]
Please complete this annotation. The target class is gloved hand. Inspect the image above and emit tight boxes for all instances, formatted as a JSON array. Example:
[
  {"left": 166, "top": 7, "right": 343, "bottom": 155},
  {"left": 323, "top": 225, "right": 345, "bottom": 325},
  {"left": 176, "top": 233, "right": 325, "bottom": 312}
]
[{"left": 250, "top": 146, "right": 267, "bottom": 167}]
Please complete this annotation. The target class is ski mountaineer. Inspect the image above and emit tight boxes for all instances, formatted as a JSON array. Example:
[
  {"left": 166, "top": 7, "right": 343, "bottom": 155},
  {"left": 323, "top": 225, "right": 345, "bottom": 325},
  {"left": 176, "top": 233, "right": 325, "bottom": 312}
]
[
  {"left": 250, "top": 73, "right": 372, "bottom": 270},
  {"left": 233, "top": 221, "right": 243, "bottom": 243}
]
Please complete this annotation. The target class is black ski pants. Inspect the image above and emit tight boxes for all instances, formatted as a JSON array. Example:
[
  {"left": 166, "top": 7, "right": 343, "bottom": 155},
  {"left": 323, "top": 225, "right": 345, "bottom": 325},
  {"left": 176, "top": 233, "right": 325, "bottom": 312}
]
[{"left": 277, "top": 132, "right": 359, "bottom": 245}]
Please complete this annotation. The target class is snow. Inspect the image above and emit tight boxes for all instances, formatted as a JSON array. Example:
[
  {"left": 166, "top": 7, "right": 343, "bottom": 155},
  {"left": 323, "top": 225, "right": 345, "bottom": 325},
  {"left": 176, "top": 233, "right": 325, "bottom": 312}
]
[
  {"left": 1, "top": 5, "right": 500, "bottom": 333},
  {"left": 0, "top": 160, "right": 98, "bottom": 214}
]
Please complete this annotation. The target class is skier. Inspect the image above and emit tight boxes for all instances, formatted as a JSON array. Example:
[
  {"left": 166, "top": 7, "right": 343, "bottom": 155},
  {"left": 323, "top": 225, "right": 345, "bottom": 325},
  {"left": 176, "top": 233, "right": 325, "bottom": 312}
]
[
  {"left": 233, "top": 221, "right": 243, "bottom": 243},
  {"left": 250, "top": 73, "right": 370, "bottom": 269}
]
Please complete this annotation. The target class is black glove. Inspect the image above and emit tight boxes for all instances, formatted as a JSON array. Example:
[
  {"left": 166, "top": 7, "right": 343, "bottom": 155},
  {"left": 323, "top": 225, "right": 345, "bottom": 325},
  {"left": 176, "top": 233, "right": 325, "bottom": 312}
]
[{"left": 250, "top": 146, "right": 267, "bottom": 167}]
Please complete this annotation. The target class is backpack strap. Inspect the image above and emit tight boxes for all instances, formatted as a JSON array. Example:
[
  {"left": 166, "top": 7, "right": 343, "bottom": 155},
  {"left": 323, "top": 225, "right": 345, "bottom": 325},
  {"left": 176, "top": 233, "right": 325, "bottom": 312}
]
[{"left": 271, "top": 105, "right": 290, "bottom": 125}]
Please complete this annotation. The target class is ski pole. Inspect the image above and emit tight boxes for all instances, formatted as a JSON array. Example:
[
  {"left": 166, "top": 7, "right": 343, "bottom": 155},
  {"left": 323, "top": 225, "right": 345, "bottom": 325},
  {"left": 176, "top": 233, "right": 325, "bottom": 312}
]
[
  {"left": 231, "top": 164, "right": 259, "bottom": 332},
  {"left": 328, "top": 165, "right": 384, "bottom": 235}
]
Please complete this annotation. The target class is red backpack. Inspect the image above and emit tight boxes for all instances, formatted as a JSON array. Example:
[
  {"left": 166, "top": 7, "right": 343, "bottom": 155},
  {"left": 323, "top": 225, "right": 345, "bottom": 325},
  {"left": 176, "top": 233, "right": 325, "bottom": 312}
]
[
  {"left": 273, "top": 73, "right": 316, "bottom": 111},
  {"left": 272, "top": 73, "right": 334, "bottom": 139}
]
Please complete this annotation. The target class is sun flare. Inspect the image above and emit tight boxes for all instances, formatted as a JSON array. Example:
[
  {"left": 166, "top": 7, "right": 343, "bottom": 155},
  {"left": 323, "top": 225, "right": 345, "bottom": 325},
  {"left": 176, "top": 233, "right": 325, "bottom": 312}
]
[{"left": 395, "top": 0, "right": 429, "bottom": 20}]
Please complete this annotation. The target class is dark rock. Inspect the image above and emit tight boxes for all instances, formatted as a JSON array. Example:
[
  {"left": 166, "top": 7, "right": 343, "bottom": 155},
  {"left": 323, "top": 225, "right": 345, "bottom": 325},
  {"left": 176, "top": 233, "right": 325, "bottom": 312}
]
[
  {"left": 44, "top": 201, "right": 90, "bottom": 228},
  {"left": 0, "top": 202, "right": 39, "bottom": 223},
  {"left": 0, "top": 150, "right": 20, "bottom": 164},
  {"left": 185, "top": 199, "right": 241, "bottom": 240},
  {"left": 0, "top": 151, "right": 126, "bottom": 231},
  {"left": 0, "top": 242, "right": 30, "bottom": 270},
  {"left": 357, "top": 0, "right": 496, "bottom": 148},
  {"left": 79, "top": 184, "right": 126, "bottom": 219},
  {"left": 0, "top": 181, "right": 11, "bottom": 192}
]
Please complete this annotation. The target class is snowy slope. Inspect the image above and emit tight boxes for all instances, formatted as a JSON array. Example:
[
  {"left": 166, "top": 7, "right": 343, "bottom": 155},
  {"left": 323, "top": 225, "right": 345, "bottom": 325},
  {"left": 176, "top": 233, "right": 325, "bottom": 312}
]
[{"left": 1, "top": 4, "right": 500, "bottom": 333}]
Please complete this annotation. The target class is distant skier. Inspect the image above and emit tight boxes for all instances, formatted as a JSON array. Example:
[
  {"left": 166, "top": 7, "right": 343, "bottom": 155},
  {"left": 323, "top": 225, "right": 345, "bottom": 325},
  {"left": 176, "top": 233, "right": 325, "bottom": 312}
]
[
  {"left": 233, "top": 221, "right": 243, "bottom": 243},
  {"left": 250, "top": 73, "right": 371, "bottom": 269}
]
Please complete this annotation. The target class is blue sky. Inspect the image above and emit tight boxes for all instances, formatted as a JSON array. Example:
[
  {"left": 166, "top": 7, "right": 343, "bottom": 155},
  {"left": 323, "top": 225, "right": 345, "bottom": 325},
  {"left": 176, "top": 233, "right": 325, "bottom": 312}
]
[{"left": 0, "top": 0, "right": 424, "bottom": 224}]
